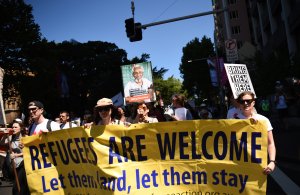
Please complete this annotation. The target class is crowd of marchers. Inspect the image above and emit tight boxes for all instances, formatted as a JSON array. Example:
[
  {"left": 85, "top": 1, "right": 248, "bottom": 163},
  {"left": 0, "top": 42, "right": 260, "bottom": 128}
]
[{"left": 6, "top": 84, "right": 300, "bottom": 194}]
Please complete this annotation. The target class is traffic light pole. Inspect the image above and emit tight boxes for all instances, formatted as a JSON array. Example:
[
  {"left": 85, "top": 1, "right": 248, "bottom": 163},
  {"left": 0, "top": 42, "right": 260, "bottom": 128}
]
[
  {"left": 138, "top": 8, "right": 227, "bottom": 118},
  {"left": 139, "top": 8, "right": 227, "bottom": 29},
  {"left": 127, "top": 8, "right": 227, "bottom": 41},
  {"left": 126, "top": 6, "right": 228, "bottom": 117}
]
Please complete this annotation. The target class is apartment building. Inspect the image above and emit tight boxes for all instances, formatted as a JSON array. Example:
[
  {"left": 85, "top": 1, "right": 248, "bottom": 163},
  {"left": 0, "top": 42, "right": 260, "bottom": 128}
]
[{"left": 214, "top": 0, "right": 300, "bottom": 61}]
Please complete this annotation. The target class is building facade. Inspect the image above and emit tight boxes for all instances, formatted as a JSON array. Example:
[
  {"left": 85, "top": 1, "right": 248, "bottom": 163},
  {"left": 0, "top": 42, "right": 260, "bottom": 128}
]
[{"left": 214, "top": 0, "right": 300, "bottom": 61}]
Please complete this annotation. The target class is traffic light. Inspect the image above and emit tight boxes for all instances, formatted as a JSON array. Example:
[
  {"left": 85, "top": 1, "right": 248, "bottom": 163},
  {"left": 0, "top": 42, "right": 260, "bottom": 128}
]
[
  {"left": 130, "top": 22, "right": 142, "bottom": 42},
  {"left": 125, "top": 18, "right": 135, "bottom": 38},
  {"left": 125, "top": 18, "right": 143, "bottom": 42}
]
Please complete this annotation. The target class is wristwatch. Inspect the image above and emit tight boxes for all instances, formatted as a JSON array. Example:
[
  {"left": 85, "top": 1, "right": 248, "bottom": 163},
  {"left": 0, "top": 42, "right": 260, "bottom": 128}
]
[{"left": 269, "top": 160, "right": 277, "bottom": 164}]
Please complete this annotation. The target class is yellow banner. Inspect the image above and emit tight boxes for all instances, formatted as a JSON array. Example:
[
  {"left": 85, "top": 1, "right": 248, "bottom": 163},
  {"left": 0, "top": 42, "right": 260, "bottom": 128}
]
[{"left": 22, "top": 119, "right": 268, "bottom": 195}]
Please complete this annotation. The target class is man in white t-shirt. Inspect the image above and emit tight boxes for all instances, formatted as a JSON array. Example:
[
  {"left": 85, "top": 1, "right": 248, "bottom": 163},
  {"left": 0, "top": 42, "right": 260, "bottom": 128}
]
[
  {"left": 28, "top": 101, "right": 60, "bottom": 135},
  {"left": 59, "top": 111, "right": 78, "bottom": 129}
]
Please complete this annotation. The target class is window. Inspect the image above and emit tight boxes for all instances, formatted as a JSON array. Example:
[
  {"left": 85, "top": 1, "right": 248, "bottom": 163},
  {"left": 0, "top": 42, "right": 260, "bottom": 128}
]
[
  {"left": 231, "top": 26, "right": 241, "bottom": 34},
  {"left": 227, "top": 0, "right": 237, "bottom": 5},
  {"left": 229, "top": 10, "right": 239, "bottom": 19}
]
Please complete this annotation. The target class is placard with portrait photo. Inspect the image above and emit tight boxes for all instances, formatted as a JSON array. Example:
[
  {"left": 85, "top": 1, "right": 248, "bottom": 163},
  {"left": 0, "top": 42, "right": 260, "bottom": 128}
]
[{"left": 121, "top": 62, "right": 155, "bottom": 105}]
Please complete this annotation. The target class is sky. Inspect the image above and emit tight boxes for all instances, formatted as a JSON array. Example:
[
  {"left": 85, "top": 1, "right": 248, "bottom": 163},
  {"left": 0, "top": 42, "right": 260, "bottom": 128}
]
[{"left": 24, "top": 0, "right": 215, "bottom": 80}]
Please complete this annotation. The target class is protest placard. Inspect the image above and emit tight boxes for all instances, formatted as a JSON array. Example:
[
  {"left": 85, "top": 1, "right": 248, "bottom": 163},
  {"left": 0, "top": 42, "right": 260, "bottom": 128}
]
[
  {"left": 121, "top": 62, "right": 155, "bottom": 105},
  {"left": 224, "top": 63, "right": 256, "bottom": 99}
]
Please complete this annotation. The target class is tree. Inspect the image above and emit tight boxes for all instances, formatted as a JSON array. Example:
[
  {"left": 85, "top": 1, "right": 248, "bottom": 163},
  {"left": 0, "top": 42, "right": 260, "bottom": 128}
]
[
  {"left": 179, "top": 36, "right": 215, "bottom": 100},
  {"left": 0, "top": 0, "right": 41, "bottom": 102},
  {"left": 125, "top": 53, "right": 150, "bottom": 65},
  {"left": 152, "top": 67, "right": 168, "bottom": 80},
  {"left": 46, "top": 40, "right": 128, "bottom": 115},
  {"left": 154, "top": 76, "right": 183, "bottom": 106},
  {"left": 28, "top": 40, "right": 152, "bottom": 116},
  {"left": 0, "top": 0, "right": 184, "bottom": 117}
]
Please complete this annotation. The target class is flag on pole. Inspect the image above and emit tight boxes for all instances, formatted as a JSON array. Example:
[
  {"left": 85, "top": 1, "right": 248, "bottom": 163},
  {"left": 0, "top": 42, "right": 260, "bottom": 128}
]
[
  {"left": 207, "top": 58, "right": 218, "bottom": 87},
  {"left": 207, "top": 58, "right": 228, "bottom": 87}
]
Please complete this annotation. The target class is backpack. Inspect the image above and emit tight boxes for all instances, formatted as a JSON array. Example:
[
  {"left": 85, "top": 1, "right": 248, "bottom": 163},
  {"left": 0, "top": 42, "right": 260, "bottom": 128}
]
[
  {"left": 60, "top": 122, "right": 73, "bottom": 129},
  {"left": 28, "top": 120, "right": 52, "bottom": 135}
]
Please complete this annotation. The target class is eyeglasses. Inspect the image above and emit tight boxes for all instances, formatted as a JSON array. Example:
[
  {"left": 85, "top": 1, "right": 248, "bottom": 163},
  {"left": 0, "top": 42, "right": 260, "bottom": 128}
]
[
  {"left": 28, "top": 107, "right": 38, "bottom": 112},
  {"left": 238, "top": 99, "right": 254, "bottom": 105},
  {"left": 98, "top": 106, "right": 111, "bottom": 112}
]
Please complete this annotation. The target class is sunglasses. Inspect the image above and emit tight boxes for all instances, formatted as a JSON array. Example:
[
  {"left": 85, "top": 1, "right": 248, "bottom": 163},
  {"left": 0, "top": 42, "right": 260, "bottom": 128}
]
[
  {"left": 238, "top": 99, "right": 254, "bottom": 104},
  {"left": 98, "top": 106, "right": 111, "bottom": 112},
  {"left": 28, "top": 107, "right": 38, "bottom": 112}
]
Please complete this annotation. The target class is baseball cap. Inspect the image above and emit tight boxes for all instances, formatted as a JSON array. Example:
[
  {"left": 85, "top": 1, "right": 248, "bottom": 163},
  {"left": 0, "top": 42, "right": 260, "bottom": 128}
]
[
  {"left": 28, "top": 100, "right": 44, "bottom": 109},
  {"left": 14, "top": 118, "right": 23, "bottom": 123},
  {"left": 95, "top": 98, "right": 113, "bottom": 107}
]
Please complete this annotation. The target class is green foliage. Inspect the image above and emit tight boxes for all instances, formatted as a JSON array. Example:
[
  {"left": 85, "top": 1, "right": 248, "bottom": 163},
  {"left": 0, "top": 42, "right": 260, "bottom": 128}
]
[
  {"left": 179, "top": 36, "right": 215, "bottom": 99},
  {"left": 126, "top": 53, "right": 150, "bottom": 64},
  {"left": 153, "top": 76, "right": 183, "bottom": 106},
  {"left": 151, "top": 65, "right": 183, "bottom": 105},
  {"left": 152, "top": 67, "right": 168, "bottom": 80},
  {"left": 37, "top": 40, "right": 129, "bottom": 114},
  {"left": 0, "top": 0, "right": 41, "bottom": 100}
]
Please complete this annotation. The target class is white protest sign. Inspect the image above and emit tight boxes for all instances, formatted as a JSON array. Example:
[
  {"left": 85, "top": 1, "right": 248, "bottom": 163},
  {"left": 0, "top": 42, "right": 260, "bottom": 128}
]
[
  {"left": 225, "top": 39, "right": 238, "bottom": 62},
  {"left": 224, "top": 64, "right": 256, "bottom": 99}
]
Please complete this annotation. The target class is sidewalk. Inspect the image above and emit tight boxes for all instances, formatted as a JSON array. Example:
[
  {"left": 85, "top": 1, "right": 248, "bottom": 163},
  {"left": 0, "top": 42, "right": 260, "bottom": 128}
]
[
  {"left": 0, "top": 178, "right": 13, "bottom": 194},
  {"left": 269, "top": 166, "right": 300, "bottom": 194},
  {"left": 269, "top": 106, "right": 300, "bottom": 190}
]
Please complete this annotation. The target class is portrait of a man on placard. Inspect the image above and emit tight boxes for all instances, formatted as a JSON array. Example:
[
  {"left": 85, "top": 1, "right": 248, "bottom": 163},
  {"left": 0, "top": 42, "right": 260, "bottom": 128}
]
[{"left": 122, "top": 62, "right": 155, "bottom": 104}]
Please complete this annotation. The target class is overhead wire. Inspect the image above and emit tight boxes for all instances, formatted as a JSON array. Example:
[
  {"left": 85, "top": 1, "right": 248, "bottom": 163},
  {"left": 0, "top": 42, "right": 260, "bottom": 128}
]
[{"left": 151, "top": 0, "right": 180, "bottom": 23}]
